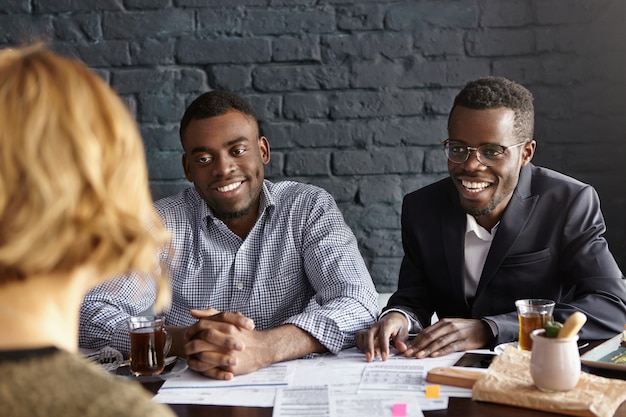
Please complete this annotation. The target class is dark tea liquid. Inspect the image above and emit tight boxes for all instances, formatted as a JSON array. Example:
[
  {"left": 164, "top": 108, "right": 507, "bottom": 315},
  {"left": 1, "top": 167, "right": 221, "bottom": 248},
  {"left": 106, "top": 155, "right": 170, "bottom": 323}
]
[
  {"left": 129, "top": 327, "right": 166, "bottom": 376},
  {"left": 518, "top": 312, "right": 551, "bottom": 350}
]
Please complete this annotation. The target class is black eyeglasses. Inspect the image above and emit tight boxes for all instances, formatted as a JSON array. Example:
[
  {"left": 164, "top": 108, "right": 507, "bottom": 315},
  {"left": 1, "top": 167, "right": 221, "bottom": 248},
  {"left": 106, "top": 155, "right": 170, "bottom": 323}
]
[{"left": 443, "top": 139, "right": 528, "bottom": 166}]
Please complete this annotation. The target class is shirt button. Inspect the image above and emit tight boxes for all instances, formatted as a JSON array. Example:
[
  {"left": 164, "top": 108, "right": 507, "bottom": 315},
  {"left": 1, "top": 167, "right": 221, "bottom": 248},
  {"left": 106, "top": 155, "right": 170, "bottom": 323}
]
[{"left": 237, "top": 283, "right": 243, "bottom": 290}]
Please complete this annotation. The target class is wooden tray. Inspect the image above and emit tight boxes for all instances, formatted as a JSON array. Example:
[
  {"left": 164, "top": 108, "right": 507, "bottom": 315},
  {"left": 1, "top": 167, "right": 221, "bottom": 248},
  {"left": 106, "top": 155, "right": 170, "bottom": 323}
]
[
  {"left": 426, "top": 367, "right": 485, "bottom": 388},
  {"left": 426, "top": 367, "right": 602, "bottom": 417}
]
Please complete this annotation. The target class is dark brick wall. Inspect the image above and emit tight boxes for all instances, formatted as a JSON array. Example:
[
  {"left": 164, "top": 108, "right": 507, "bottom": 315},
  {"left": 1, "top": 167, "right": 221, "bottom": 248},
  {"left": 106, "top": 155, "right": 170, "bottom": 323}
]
[{"left": 2, "top": 0, "right": 625, "bottom": 292}]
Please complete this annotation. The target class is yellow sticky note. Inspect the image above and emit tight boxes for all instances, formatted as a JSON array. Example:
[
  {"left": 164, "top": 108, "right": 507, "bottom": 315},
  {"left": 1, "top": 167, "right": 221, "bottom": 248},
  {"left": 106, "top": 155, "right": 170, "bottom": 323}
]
[{"left": 425, "top": 384, "right": 440, "bottom": 399}]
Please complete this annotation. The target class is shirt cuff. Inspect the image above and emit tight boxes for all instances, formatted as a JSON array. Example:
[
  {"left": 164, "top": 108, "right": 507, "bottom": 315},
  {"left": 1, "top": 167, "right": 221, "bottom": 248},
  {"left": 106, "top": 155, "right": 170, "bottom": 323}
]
[
  {"left": 481, "top": 318, "right": 499, "bottom": 342},
  {"left": 379, "top": 308, "right": 422, "bottom": 336}
]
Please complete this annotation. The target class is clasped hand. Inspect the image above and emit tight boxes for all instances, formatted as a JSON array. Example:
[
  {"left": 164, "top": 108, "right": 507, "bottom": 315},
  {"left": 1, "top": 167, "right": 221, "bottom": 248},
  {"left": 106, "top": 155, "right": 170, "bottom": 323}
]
[
  {"left": 356, "top": 312, "right": 493, "bottom": 362},
  {"left": 184, "top": 308, "right": 266, "bottom": 380}
]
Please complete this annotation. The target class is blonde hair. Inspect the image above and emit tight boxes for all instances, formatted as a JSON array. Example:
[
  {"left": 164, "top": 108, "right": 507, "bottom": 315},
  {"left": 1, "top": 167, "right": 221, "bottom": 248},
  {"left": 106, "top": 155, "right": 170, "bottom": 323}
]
[{"left": 0, "top": 45, "right": 171, "bottom": 309}]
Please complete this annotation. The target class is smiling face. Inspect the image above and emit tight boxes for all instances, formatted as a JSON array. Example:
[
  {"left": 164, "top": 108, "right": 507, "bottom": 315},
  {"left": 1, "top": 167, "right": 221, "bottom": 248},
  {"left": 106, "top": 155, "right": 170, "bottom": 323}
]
[
  {"left": 447, "top": 106, "right": 535, "bottom": 230},
  {"left": 181, "top": 110, "right": 270, "bottom": 226}
]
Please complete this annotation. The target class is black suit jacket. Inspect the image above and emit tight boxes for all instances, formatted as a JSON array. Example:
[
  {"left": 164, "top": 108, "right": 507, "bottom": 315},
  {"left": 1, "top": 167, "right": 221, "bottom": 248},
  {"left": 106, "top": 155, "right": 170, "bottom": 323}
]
[{"left": 387, "top": 163, "right": 626, "bottom": 345}]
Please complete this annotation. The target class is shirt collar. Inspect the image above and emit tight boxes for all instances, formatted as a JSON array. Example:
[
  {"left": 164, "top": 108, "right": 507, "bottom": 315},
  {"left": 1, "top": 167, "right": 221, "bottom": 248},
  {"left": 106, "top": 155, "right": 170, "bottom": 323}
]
[
  {"left": 465, "top": 213, "right": 498, "bottom": 241},
  {"left": 257, "top": 180, "right": 275, "bottom": 217}
]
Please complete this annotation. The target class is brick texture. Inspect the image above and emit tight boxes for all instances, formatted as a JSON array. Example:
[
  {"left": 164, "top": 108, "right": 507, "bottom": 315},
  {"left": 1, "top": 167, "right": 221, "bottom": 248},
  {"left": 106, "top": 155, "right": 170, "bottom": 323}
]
[{"left": 2, "top": 0, "right": 624, "bottom": 292}]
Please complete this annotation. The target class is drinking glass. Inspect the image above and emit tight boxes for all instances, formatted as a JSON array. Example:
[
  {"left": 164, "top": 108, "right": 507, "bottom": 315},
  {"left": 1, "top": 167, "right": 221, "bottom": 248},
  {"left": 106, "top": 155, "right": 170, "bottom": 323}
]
[
  {"left": 127, "top": 315, "right": 172, "bottom": 376},
  {"left": 515, "top": 299, "right": 555, "bottom": 350}
]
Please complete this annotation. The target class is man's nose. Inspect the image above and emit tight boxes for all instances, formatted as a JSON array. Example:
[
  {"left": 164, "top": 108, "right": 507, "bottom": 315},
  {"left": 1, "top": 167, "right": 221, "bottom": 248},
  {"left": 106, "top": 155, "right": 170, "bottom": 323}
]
[
  {"left": 212, "top": 154, "right": 236, "bottom": 175},
  {"left": 463, "top": 148, "right": 485, "bottom": 168}
]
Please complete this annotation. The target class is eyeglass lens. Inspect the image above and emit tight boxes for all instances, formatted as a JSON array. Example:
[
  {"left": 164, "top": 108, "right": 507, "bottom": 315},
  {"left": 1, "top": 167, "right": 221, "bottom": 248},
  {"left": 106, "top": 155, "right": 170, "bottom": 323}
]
[{"left": 445, "top": 142, "right": 509, "bottom": 166}]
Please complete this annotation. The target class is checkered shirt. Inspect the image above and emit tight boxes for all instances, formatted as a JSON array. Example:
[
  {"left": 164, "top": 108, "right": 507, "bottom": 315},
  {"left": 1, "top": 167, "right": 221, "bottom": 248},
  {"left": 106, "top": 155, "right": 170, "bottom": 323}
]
[{"left": 79, "top": 180, "right": 378, "bottom": 356}]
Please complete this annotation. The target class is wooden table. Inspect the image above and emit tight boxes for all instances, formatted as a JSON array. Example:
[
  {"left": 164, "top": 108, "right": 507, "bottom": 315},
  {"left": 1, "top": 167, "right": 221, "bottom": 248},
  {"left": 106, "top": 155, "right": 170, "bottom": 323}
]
[
  {"left": 151, "top": 400, "right": 626, "bottom": 417},
  {"left": 138, "top": 396, "right": 626, "bottom": 417},
  {"left": 141, "top": 341, "right": 626, "bottom": 417}
]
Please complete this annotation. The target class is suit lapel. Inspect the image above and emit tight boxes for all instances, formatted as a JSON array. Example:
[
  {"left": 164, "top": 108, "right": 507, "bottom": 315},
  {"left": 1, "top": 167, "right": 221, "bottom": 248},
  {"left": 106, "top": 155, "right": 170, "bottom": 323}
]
[
  {"left": 475, "top": 164, "right": 539, "bottom": 295},
  {"left": 442, "top": 183, "right": 469, "bottom": 306}
]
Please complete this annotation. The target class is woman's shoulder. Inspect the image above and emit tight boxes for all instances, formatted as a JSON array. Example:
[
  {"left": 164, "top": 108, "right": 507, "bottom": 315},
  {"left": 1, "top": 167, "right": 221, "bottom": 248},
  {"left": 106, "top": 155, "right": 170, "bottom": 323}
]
[{"left": 0, "top": 350, "right": 175, "bottom": 417}]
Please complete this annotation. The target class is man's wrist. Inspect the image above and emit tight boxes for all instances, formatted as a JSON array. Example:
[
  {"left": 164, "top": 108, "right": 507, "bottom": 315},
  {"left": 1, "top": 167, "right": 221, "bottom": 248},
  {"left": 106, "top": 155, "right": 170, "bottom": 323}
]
[
  {"left": 379, "top": 308, "right": 421, "bottom": 335},
  {"left": 165, "top": 325, "right": 188, "bottom": 358},
  {"left": 480, "top": 318, "right": 498, "bottom": 344}
]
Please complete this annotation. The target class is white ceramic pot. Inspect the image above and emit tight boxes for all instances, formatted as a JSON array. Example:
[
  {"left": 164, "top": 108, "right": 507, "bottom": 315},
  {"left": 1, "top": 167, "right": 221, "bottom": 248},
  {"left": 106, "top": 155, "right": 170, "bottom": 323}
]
[{"left": 530, "top": 329, "right": 581, "bottom": 392}]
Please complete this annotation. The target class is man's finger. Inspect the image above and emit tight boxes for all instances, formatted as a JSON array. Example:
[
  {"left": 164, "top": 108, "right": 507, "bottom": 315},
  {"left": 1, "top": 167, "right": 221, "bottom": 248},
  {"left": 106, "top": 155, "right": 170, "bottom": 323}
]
[
  {"left": 190, "top": 309, "right": 255, "bottom": 331},
  {"left": 393, "top": 338, "right": 408, "bottom": 352},
  {"left": 221, "top": 311, "right": 255, "bottom": 330},
  {"left": 185, "top": 326, "right": 245, "bottom": 351},
  {"left": 187, "top": 356, "right": 235, "bottom": 380},
  {"left": 376, "top": 325, "right": 396, "bottom": 361},
  {"left": 356, "top": 329, "right": 379, "bottom": 362},
  {"left": 184, "top": 340, "right": 239, "bottom": 366},
  {"left": 190, "top": 308, "right": 221, "bottom": 318}
]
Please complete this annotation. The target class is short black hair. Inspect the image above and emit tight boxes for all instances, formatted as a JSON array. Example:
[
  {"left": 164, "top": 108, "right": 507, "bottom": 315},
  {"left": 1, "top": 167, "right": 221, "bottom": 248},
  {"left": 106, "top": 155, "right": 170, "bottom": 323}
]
[
  {"left": 451, "top": 76, "right": 534, "bottom": 141},
  {"left": 179, "top": 90, "right": 258, "bottom": 141}
]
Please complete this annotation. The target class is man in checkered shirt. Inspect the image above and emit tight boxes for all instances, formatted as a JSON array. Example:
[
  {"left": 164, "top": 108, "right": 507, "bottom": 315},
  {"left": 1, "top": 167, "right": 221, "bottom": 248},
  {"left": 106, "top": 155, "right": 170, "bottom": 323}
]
[{"left": 79, "top": 90, "right": 379, "bottom": 379}]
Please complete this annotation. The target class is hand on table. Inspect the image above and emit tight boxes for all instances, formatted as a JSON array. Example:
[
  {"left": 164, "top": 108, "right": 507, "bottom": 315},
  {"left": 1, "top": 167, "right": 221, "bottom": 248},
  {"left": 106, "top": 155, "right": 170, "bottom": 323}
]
[
  {"left": 184, "top": 308, "right": 267, "bottom": 380},
  {"left": 184, "top": 309, "right": 327, "bottom": 380},
  {"left": 356, "top": 312, "right": 410, "bottom": 362},
  {"left": 403, "top": 318, "right": 493, "bottom": 358}
]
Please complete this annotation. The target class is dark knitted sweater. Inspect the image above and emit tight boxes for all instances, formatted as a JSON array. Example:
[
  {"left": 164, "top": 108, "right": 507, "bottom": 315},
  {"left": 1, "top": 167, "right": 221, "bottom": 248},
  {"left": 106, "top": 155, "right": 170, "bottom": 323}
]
[{"left": 0, "top": 347, "right": 175, "bottom": 417}]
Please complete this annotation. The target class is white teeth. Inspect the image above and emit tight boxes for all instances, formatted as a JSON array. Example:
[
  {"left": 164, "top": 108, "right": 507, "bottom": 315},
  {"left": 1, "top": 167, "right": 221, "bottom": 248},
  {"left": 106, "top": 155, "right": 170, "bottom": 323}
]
[
  {"left": 461, "top": 180, "right": 490, "bottom": 191},
  {"left": 217, "top": 182, "right": 242, "bottom": 192}
]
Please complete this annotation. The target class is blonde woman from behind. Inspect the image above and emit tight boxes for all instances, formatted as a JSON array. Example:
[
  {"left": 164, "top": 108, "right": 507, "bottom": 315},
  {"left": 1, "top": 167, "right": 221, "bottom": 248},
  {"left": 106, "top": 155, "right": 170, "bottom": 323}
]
[{"left": 0, "top": 44, "right": 175, "bottom": 417}]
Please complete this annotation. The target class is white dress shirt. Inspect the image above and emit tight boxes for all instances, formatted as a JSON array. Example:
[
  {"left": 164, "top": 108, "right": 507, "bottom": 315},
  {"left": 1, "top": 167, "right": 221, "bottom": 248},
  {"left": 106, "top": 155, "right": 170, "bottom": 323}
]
[
  {"left": 464, "top": 214, "right": 498, "bottom": 299},
  {"left": 382, "top": 214, "right": 499, "bottom": 334}
]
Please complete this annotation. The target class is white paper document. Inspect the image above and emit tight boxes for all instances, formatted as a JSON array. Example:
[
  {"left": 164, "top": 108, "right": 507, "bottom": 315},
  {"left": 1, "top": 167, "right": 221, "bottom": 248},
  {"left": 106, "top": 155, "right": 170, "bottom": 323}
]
[
  {"left": 154, "top": 363, "right": 291, "bottom": 407},
  {"left": 273, "top": 386, "right": 330, "bottom": 417},
  {"left": 359, "top": 363, "right": 426, "bottom": 391},
  {"left": 272, "top": 386, "right": 425, "bottom": 417},
  {"left": 152, "top": 347, "right": 472, "bottom": 413},
  {"left": 329, "top": 390, "right": 423, "bottom": 417},
  {"left": 160, "top": 362, "right": 290, "bottom": 389}
]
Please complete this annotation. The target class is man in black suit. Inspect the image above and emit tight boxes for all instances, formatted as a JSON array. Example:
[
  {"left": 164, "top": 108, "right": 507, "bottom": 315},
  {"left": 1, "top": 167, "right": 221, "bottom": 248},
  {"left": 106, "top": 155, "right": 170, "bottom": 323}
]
[{"left": 357, "top": 76, "right": 626, "bottom": 361}]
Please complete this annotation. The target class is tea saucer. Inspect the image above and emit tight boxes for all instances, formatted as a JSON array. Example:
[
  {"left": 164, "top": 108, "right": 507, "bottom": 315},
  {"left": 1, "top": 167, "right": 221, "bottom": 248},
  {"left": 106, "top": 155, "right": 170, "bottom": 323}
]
[
  {"left": 494, "top": 341, "right": 518, "bottom": 354},
  {"left": 115, "top": 357, "right": 188, "bottom": 382}
]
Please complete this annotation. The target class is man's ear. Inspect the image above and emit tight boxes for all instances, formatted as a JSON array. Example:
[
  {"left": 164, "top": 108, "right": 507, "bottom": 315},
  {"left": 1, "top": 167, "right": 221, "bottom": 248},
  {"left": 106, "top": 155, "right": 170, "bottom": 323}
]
[
  {"left": 259, "top": 136, "right": 270, "bottom": 165},
  {"left": 182, "top": 153, "right": 193, "bottom": 182},
  {"left": 521, "top": 140, "right": 536, "bottom": 167}
]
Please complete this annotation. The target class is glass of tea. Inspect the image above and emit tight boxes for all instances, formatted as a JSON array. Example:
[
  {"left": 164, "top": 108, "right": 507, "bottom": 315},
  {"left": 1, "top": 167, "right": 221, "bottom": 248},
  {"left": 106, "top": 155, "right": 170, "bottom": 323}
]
[
  {"left": 127, "top": 315, "right": 172, "bottom": 376},
  {"left": 515, "top": 299, "right": 555, "bottom": 351}
]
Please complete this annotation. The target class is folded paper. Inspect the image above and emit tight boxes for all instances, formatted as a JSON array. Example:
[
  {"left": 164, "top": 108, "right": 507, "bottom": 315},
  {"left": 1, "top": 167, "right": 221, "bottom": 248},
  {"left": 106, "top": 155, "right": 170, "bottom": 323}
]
[{"left": 472, "top": 346, "right": 626, "bottom": 417}]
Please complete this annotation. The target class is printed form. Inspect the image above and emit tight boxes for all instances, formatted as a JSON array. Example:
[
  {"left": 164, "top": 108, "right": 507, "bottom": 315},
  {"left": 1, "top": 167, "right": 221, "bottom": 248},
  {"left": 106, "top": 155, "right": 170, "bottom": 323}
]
[{"left": 153, "top": 347, "right": 474, "bottom": 416}]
